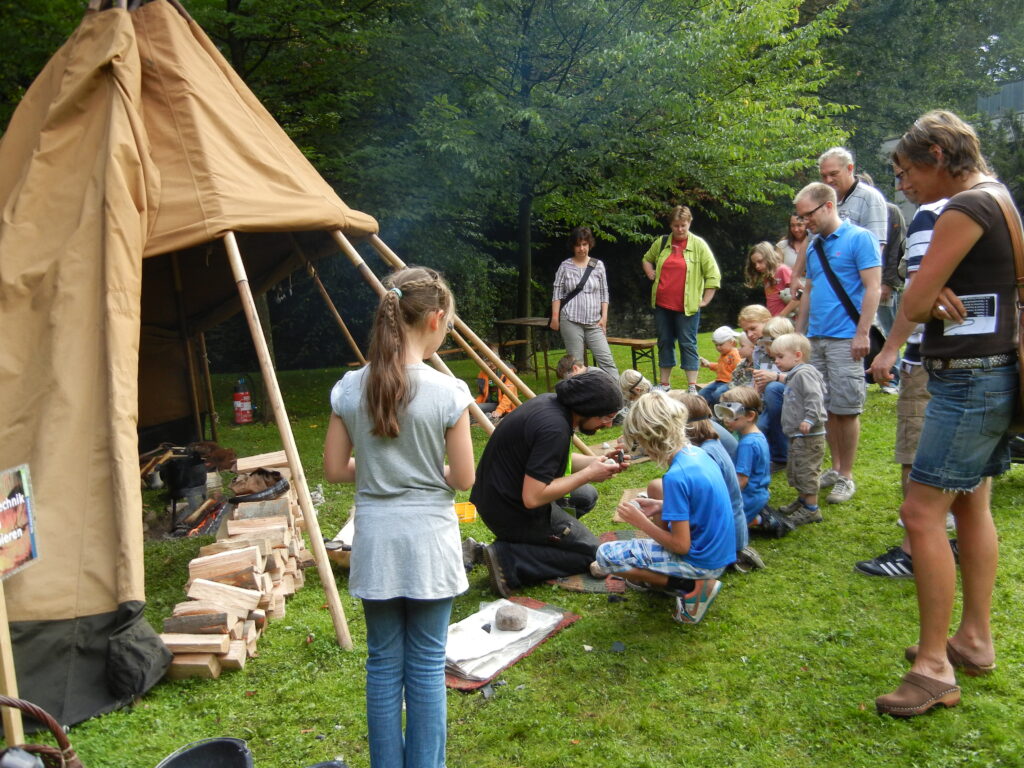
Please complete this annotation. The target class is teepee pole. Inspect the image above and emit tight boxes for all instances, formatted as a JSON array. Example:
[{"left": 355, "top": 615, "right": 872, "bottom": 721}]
[
  {"left": 171, "top": 254, "right": 204, "bottom": 442},
  {"left": 197, "top": 331, "right": 219, "bottom": 443},
  {"left": 367, "top": 234, "right": 595, "bottom": 456},
  {"left": 224, "top": 232, "right": 353, "bottom": 650},
  {"left": 329, "top": 231, "right": 495, "bottom": 432}
]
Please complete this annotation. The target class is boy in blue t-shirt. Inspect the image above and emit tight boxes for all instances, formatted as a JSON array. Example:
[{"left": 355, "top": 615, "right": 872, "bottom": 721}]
[
  {"left": 715, "top": 387, "right": 793, "bottom": 538},
  {"left": 594, "top": 392, "right": 735, "bottom": 624}
]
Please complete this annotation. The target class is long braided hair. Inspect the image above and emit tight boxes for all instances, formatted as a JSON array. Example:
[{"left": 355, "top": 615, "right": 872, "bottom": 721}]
[{"left": 365, "top": 267, "right": 454, "bottom": 438}]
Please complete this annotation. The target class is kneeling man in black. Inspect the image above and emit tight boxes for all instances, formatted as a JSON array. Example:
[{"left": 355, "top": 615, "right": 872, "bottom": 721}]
[{"left": 471, "top": 369, "right": 625, "bottom": 595}]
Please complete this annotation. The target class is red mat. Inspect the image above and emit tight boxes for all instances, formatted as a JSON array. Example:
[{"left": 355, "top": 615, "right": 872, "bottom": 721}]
[{"left": 445, "top": 596, "right": 580, "bottom": 691}]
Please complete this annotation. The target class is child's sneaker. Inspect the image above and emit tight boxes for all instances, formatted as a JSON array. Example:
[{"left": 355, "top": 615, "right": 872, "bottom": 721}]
[
  {"left": 731, "top": 545, "right": 766, "bottom": 573},
  {"left": 781, "top": 500, "right": 823, "bottom": 527},
  {"left": 673, "top": 579, "right": 722, "bottom": 624},
  {"left": 750, "top": 507, "right": 794, "bottom": 538}
]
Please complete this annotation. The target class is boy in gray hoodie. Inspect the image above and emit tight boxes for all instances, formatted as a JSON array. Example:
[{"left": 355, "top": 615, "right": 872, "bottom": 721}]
[{"left": 771, "top": 333, "right": 827, "bottom": 526}]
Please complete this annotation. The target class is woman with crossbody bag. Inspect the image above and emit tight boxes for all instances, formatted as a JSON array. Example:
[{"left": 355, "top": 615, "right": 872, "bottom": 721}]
[
  {"left": 550, "top": 226, "right": 618, "bottom": 380},
  {"left": 875, "top": 110, "right": 1021, "bottom": 718}
]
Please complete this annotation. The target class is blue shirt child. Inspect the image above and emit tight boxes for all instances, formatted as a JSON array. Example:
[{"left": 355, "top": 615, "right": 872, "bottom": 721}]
[{"left": 734, "top": 431, "right": 771, "bottom": 523}]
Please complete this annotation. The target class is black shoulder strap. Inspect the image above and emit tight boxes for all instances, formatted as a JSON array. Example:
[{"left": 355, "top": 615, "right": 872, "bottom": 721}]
[
  {"left": 559, "top": 259, "right": 597, "bottom": 307},
  {"left": 812, "top": 238, "right": 861, "bottom": 326}
]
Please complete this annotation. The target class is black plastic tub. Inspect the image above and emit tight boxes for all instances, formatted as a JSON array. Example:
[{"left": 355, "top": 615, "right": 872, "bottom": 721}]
[{"left": 155, "top": 738, "right": 253, "bottom": 768}]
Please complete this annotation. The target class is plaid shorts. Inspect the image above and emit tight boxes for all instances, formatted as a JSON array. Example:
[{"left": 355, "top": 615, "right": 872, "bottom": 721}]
[{"left": 596, "top": 537, "right": 724, "bottom": 580}]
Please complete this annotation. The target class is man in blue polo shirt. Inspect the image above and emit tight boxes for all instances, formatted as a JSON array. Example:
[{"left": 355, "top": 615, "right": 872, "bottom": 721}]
[{"left": 794, "top": 182, "right": 881, "bottom": 504}]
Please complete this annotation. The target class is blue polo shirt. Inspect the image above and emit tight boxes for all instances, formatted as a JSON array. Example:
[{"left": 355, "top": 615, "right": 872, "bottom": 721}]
[{"left": 806, "top": 219, "right": 881, "bottom": 338}]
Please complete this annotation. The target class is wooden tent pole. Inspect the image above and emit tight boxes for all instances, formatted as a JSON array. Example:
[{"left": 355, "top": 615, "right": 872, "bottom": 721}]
[
  {"left": 223, "top": 232, "right": 353, "bottom": 650},
  {"left": 449, "top": 327, "right": 521, "bottom": 411},
  {"left": 197, "top": 332, "right": 219, "bottom": 443},
  {"left": 367, "top": 234, "right": 595, "bottom": 456},
  {"left": 171, "top": 254, "right": 204, "bottom": 442},
  {"left": 329, "top": 231, "right": 495, "bottom": 432},
  {"left": 301, "top": 257, "right": 367, "bottom": 365}
]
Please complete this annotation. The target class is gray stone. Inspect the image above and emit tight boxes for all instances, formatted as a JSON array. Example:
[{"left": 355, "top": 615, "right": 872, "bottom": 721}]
[{"left": 494, "top": 604, "right": 528, "bottom": 631}]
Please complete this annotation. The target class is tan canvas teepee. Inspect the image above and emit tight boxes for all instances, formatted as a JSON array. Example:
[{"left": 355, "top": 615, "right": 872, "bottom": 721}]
[{"left": 0, "top": 0, "right": 376, "bottom": 726}]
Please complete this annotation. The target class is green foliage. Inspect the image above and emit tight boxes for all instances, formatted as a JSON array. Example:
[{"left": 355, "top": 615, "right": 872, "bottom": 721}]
[{"left": 818, "top": 0, "right": 1024, "bottom": 184}]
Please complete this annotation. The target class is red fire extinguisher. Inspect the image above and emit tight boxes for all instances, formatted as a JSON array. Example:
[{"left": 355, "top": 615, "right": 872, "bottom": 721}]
[{"left": 233, "top": 377, "right": 253, "bottom": 424}]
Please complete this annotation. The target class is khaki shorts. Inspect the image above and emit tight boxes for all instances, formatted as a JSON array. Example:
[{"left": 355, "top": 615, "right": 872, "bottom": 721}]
[
  {"left": 810, "top": 337, "right": 866, "bottom": 415},
  {"left": 787, "top": 434, "right": 826, "bottom": 497},
  {"left": 894, "top": 362, "right": 929, "bottom": 465}
]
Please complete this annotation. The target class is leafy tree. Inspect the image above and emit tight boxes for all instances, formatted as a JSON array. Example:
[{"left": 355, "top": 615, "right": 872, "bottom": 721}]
[
  {"left": 348, "top": 0, "right": 849, "bottom": 327},
  {"left": 815, "top": 0, "right": 1024, "bottom": 184}
]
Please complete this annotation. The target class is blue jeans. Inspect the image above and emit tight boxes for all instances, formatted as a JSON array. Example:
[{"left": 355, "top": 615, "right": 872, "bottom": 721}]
[
  {"left": 758, "top": 381, "right": 788, "bottom": 464},
  {"left": 363, "top": 597, "right": 454, "bottom": 768},
  {"left": 654, "top": 306, "right": 700, "bottom": 370},
  {"left": 698, "top": 380, "right": 729, "bottom": 406},
  {"left": 910, "top": 361, "right": 1017, "bottom": 491}
]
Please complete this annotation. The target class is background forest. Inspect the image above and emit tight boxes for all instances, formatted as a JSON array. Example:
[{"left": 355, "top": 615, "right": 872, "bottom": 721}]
[{"left": 2, "top": 0, "right": 1023, "bottom": 372}]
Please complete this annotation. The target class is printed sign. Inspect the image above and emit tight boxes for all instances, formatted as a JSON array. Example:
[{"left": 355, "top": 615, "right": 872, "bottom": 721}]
[
  {"left": 0, "top": 465, "right": 38, "bottom": 580},
  {"left": 943, "top": 293, "right": 997, "bottom": 336}
]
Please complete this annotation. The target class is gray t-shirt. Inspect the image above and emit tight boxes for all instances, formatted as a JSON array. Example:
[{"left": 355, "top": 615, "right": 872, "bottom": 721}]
[{"left": 331, "top": 363, "right": 472, "bottom": 600}]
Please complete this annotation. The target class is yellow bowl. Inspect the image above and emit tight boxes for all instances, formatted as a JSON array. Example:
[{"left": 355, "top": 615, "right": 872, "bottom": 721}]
[{"left": 455, "top": 501, "right": 477, "bottom": 523}]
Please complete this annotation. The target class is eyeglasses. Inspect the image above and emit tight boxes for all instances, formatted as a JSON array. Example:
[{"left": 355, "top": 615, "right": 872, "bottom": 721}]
[{"left": 793, "top": 201, "right": 827, "bottom": 222}]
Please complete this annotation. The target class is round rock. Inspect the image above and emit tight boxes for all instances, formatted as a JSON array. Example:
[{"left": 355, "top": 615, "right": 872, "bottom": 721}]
[{"left": 494, "top": 604, "right": 528, "bottom": 632}]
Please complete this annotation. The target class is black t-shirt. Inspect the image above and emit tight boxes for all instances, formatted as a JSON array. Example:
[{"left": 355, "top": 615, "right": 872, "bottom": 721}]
[
  {"left": 470, "top": 394, "right": 573, "bottom": 535},
  {"left": 921, "top": 181, "right": 1016, "bottom": 359}
]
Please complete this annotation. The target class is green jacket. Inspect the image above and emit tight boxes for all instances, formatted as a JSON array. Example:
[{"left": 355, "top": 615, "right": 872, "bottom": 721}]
[{"left": 642, "top": 233, "right": 721, "bottom": 314}]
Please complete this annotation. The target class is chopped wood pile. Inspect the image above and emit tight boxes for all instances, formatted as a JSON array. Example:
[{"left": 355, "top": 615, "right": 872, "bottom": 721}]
[{"left": 163, "top": 451, "right": 315, "bottom": 680}]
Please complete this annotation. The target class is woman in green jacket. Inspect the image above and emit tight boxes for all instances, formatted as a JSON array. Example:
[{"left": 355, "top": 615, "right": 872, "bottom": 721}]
[{"left": 641, "top": 206, "right": 722, "bottom": 393}]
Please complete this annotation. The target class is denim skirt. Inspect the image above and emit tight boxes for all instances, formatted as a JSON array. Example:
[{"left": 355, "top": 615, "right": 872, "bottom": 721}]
[{"left": 910, "top": 361, "right": 1018, "bottom": 492}]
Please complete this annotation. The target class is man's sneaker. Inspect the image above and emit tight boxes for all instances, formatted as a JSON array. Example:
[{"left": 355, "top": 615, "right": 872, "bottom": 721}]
[
  {"left": 818, "top": 468, "right": 840, "bottom": 489},
  {"left": 781, "top": 500, "right": 823, "bottom": 527},
  {"left": 461, "top": 537, "right": 485, "bottom": 571},
  {"left": 673, "top": 579, "right": 722, "bottom": 624},
  {"left": 854, "top": 546, "right": 914, "bottom": 578},
  {"left": 731, "top": 545, "right": 766, "bottom": 573},
  {"left": 826, "top": 475, "right": 856, "bottom": 503},
  {"left": 482, "top": 545, "right": 512, "bottom": 598},
  {"left": 751, "top": 507, "right": 794, "bottom": 538}
]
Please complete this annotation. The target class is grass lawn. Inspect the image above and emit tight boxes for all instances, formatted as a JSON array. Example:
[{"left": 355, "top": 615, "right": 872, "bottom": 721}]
[{"left": 58, "top": 336, "right": 1024, "bottom": 767}]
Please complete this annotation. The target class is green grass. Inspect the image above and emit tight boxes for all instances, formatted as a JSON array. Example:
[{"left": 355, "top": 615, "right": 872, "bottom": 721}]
[{"left": 58, "top": 338, "right": 1024, "bottom": 767}]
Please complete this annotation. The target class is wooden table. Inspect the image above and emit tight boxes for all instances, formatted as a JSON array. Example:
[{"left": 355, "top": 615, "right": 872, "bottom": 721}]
[{"left": 495, "top": 317, "right": 555, "bottom": 391}]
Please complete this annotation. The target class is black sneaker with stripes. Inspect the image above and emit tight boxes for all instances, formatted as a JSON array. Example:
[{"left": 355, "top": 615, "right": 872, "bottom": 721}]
[{"left": 854, "top": 546, "right": 913, "bottom": 578}]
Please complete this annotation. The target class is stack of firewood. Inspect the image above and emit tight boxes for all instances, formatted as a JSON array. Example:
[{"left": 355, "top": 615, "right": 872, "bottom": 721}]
[{"left": 162, "top": 452, "right": 315, "bottom": 680}]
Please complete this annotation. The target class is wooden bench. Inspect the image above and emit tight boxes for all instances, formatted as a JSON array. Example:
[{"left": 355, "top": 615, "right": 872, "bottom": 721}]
[{"left": 605, "top": 337, "right": 657, "bottom": 380}]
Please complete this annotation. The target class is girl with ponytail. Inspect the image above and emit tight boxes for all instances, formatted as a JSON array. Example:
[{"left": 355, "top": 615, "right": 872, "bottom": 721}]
[{"left": 324, "top": 266, "right": 474, "bottom": 767}]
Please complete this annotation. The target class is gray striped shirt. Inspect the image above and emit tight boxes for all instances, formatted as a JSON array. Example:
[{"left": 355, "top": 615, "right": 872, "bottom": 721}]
[{"left": 552, "top": 258, "right": 609, "bottom": 325}]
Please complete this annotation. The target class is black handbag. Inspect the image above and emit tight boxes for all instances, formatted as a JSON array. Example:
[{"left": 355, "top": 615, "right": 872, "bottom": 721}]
[{"left": 811, "top": 238, "right": 887, "bottom": 371}]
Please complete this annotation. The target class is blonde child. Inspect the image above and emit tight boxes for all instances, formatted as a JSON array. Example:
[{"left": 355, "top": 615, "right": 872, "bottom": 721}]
[
  {"left": 743, "top": 241, "right": 801, "bottom": 317},
  {"left": 698, "top": 326, "right": 741, "bottom": 406},
  {"left": 324, "top": 267, "right": 475, "bottom": 768},
  {"left": 770, "top": 333, "right": 827, "bottom": 527},
  {"left": 594, "top": 392, "right": 734, "bottom": 623},
  {"left": 619, "top": 368, "right": 652, "bottom": 402},
  {"left": 715, "top": 387, "right": 792, "bottom": 538}
]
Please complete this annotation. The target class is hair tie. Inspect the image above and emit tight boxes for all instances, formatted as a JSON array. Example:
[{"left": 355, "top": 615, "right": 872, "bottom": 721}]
[
  {"left": 688, "top": 414, "right": 710, "bottom": 422},
  {"left": 389, "top": 287, "right": 403, "bottom": 299}
]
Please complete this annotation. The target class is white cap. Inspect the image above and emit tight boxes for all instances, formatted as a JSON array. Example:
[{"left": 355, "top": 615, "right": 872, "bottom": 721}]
[{"left": 711, "top": 326, "right": 740, "bottom": 345}]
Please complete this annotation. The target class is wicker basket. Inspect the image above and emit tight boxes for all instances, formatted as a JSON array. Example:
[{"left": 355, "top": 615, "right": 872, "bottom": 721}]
[{"left": 0, "top": 696, "right": 83, "bottom": 768}]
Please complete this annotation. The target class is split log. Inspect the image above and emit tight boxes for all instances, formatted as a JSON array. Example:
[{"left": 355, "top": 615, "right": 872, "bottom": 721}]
[
  {"left": 200, "top": 537, "right": 271, "bottom": 557},
  {"left": 160, "top": 633, "right": 230, "bottom": 655},
  {"left": 166, "top": 653, "right": 221, "bottom": 680},
  {"left": 232, "top": 498, "right": 290, "bottom": 520},
  {"left": 172, "top": 600, "right": 243, "bottom": 623},
  {"left": 248, "top": 609, "right": 266, "bottom": 635},
  {"left": 234, "top": 451, "right": 288, "bottom": 472},
  {"left": 189, "top": 547, "right": 265, "bottom": 582},
  {"left": 186, "top": 579, "right": 262, "bottom": 616},
  {"left": 229, "top": 620, "right": 244, "bottom": 640},
  {"left": 163, "top": 612, "right": 231, "bottom": 635},
  {"left": 220, "top": 640, "right": 248, "bottom": 671}
]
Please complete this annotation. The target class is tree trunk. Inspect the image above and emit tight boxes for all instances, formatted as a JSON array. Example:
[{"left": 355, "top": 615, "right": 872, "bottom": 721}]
[{"left": 515, "top": 191, "right": 534, "bottom": 370}]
